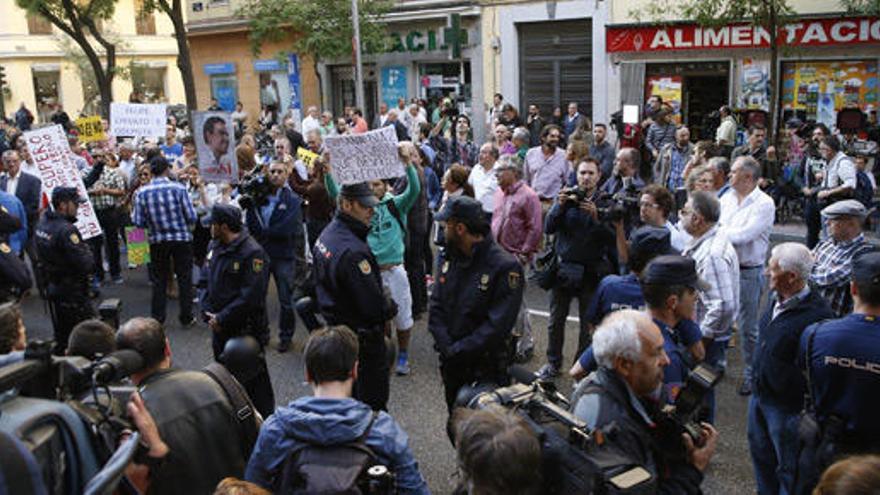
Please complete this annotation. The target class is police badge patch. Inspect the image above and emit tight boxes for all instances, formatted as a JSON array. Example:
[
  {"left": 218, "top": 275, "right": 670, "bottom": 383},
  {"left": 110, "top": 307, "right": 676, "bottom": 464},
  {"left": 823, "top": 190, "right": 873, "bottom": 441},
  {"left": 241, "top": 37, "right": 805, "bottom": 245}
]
[
  {"left": 508, "top": 272, "right": 521, "bottom": 289},
  {"left": 0, "top": 243, "right": 10, "bottom": 254},
  {"left": 69, "top": 233, "right": 80, "bottom": 244},
  {"left": 253, "top": 259, "right": 264, "bottom": 272},
  {"left": 359, "top": 260, "right": 372, "bottom": 274},
  {"left": 479, "top": 274, "right": 490, "bottom": 291}
]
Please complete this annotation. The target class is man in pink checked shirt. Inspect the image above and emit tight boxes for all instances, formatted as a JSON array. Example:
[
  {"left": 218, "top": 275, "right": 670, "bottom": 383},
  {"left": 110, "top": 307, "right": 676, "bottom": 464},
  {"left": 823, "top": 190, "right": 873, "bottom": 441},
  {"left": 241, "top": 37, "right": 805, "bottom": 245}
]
[{"left": 492, "top": 159, "right": 542, "bottom": 360}]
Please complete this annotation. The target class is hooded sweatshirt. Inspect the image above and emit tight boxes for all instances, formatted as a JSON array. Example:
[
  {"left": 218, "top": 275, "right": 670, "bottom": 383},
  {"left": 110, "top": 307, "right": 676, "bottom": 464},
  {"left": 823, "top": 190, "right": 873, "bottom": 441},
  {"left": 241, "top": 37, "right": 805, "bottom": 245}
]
[{"left": 245, "top": 396, "right": 430, "bottom": 494}]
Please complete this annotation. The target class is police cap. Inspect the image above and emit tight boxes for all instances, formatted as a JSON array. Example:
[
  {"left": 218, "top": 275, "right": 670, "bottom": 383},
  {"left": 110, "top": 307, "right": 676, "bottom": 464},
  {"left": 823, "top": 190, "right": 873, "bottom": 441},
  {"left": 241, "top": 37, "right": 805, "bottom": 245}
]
[
  {"left": 642, "top": 254, "right": 710, "bottom": 290},
  {"left": 51, "top": 186, "right": 86, "bottom": 205},
  {"left": 340, "top": 182, "right": 379, "bottom": 208},
  {"left": 629, "top": 225, "right": 675, "bottom": 260},
  {"left": 853, "top": 251, "right": 880, "bottom": 287},
  {"left": 434, "top": 195, "right": 488, "bottom": 233},
  {"left": 203, "top": 204, "right": 242, "bottom": 230},
  {"left": 821, "top": 199, "right": 867, "bottom": 220}
]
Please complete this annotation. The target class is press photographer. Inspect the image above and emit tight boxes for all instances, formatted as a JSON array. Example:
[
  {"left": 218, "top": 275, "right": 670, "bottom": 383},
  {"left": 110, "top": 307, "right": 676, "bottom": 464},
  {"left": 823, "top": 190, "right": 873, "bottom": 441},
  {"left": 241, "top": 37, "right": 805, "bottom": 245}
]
[{"left": 571, "top": 310, "right": 718, "bottom": 493}]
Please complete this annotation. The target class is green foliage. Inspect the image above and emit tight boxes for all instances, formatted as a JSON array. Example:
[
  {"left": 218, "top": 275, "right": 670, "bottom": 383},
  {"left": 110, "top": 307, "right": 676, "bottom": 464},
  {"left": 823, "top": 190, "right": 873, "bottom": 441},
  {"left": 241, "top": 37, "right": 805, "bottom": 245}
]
[
  {"left": 841, "top": 0, "right": 880, "bottom": 15},
  {"left": 238, "top": 0, "right": 391, "bottom": 63},
  {"left": 632, "top": 0, "right": 794, "bottom": 29},
  {"left": 16, "top": 0, "right": 117, "bottom": 30}
]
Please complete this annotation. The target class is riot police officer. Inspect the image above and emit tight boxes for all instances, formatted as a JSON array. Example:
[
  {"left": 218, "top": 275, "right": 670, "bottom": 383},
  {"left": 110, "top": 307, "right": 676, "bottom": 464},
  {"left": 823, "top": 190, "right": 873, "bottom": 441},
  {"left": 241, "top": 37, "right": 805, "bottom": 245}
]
[
  {"left": 200, "top": 204, "right": 275, "bottom": 417},
  {"left": 35, "top": 186, "right": 95, "bottom": 354},
  {"left": 796, "top": 251, "right": 880, "bottom": 491},
  {"left": 313, "top": 182, "right": 396, "bottom": 411},
  {"left": 0, "top": 206, "right": 31, "bottom": 303},
  {"left": 429, "top": 195, "right": 524, "bottom": 413}
]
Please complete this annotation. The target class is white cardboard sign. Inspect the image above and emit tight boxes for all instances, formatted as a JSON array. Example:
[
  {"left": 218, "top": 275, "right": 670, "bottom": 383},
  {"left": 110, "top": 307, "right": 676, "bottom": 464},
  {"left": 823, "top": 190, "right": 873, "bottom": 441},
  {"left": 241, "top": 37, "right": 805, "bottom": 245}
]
[
  {"left": 110, "top": 102, "right": 167, "bottom": 138},
  {"left": 325, "top": 126, "right": 403, "bottom": 185}
]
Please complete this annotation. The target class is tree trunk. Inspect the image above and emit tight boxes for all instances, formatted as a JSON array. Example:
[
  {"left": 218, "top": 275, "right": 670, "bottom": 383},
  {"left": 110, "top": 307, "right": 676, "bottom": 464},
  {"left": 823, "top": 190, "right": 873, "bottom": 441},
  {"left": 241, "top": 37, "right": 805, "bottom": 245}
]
[
  {"left": 163, "top": 0, "right": 197, "bottom": 120},
  {"left": 768, "top": 2, "right": 780, "bottom": 146},
  {"left": 313, "top": 58, "right": 324, "bottom": 111}
]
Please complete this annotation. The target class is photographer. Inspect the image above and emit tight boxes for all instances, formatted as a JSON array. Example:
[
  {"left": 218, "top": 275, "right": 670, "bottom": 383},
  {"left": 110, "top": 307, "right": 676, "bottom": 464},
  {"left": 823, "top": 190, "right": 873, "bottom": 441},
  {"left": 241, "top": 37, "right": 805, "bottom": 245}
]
[
  {"left": 244, "top": 161, "right": 304, "bottom": 353},
  {"left": 537, "top": 158, "right": 615, "bottom": 380},
  {"left": 572, "top": 310, "right": 718, "bottom": 493}
]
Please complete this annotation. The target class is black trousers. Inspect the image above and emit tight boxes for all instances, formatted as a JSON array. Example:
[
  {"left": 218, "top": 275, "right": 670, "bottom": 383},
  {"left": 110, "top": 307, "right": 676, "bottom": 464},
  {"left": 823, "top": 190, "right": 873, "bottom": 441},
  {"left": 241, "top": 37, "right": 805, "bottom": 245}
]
[
  {"left": 90, "top": 207, "right": 122, "bottom": 279},
  {"left": 353, "top": 332, "right": 390, "bottom": 411},
  {"left": 49, "top": 296, "right": 96, "bottom": 355},
  {"left": 805, "top": 196, "right": 821, "bottom": 249},
  {"left": 405, "top": 228, "right": 428, "bottom": 316},
  {"left": 149, "top": 241, "right": 193, "bottom": 324},
  {"left": 548, "top": 283, "right": 595, "bottom": 369}
]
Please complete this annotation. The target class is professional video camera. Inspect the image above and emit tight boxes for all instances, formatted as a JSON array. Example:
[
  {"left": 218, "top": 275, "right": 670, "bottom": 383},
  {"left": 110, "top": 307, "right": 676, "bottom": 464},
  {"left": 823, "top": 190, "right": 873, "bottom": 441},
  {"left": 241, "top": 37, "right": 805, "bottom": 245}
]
[
  {"left": 655, "top": 363, "right": 721, "bottom": 462},
  {"left": 595, "top": 178, "right": 641, "bottom": 224},
  {"left": 0, "top": 340, "right": 144, "bottom": 495},
  {"left": 464, "top": 366, "right": 656, "bottom": 494},
  {"left": 237, "top": 164, "right": 273, "bottom": 210},
  {"left": 439, "top": 97, "right": 459, "bottom": 120}
]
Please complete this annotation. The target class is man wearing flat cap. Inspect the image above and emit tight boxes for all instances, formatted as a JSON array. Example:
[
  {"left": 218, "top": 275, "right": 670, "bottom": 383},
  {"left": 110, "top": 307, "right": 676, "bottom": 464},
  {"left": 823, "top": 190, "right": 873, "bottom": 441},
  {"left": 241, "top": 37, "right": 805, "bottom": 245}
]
[
  {"left": 35, "top": 186, "right": 96, "bottom": 354},
  {"left": 810, "top": 199, "right": 876, "bottom": 316},
  {"left": 313, "top": 181, "right": 398, "bottom": 411},
  {"left": 200, "top": 203, "right": 275, "bottom": 417}
]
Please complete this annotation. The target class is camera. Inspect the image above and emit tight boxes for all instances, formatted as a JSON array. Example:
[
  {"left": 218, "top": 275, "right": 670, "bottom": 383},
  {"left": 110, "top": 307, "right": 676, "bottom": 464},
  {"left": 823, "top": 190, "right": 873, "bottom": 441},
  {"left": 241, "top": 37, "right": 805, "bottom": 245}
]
[
  {"left": 440, "top": 98, "right": 459, "bottom": 120},
  {"left": 655, "top": 363, "right": 721, "bottom": 460},
  {"left": 562, "top": 186, "right": 589, "bottom": 203},
  {"left": 595, "top": 179, "right": 641, "bottom": 224},
  {"left": 237, "top": 164, "right": 273, "bottom": 209}
]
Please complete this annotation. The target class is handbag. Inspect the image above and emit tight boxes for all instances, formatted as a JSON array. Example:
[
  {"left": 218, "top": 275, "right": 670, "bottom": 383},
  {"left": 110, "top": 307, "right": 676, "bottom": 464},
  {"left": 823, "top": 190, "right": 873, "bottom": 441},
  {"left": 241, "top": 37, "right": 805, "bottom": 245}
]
[{"left": 534, "top": 246, "right": 558, "bottom": 290}]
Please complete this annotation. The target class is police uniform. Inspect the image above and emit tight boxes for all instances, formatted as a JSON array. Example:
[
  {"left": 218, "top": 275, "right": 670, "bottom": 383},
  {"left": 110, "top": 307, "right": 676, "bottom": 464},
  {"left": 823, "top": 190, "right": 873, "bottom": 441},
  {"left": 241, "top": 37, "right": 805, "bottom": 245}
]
[
  {"left": 35, "top": 187, "right": 95, "bottom": 354},
  {"left": 200, "top": 204, "right": 275, "bottom": 417},
  {"left": 0, "top": 206, "right": 31, "bottom": 303},
  {"left": 428, "top": 196, "right": 524, "bottom": 411},
  {"left": 313, "top": 183, "right": 395, "bottom": 411}
]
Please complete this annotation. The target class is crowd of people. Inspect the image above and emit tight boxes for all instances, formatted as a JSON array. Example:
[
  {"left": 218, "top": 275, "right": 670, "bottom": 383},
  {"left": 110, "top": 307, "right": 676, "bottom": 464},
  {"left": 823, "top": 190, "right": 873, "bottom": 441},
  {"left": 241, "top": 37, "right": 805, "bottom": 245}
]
[{"left": 1, "top": 91, "right": 880, "bottom": 494}]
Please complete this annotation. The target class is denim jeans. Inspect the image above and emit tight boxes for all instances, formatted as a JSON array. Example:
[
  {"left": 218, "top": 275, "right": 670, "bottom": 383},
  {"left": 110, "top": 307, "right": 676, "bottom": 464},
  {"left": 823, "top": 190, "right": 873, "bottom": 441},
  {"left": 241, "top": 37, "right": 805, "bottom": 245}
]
[
  {"left": 703, "top": 338, "right": 729, "bottom": 423},
  {"left": 739, "top": 267, "right": 764, "bottom": 381},
  {"left": 269, "top": 257, "right": 296, "bottom": 343},
  {"left": 748, "top": 396, "right": 799, "bottom": 495},
  {"left": 547, "top": 284, "right": 593, "bottom": 369}
]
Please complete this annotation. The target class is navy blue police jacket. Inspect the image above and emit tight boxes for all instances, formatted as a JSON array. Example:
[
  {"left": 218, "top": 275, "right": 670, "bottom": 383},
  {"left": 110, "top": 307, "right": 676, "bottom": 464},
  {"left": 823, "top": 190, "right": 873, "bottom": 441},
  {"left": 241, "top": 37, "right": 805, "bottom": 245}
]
[
  {"left": 313, "top": 212, "right": 393, "bottom": 335},
  {"left": 35, "top": 210, "right": 93, "bottom": 298},
  {"left": 200, "top": 233, "right": 270, "bottom": 337},
  {"left": 799, "top": 313, "right": 880, "bottom": 439},
  {"left": 245, "top": 185, "right": 303, "bottom": 260},
  {"left": 428, "top": 237, "right": 524, "bottom": 363}
]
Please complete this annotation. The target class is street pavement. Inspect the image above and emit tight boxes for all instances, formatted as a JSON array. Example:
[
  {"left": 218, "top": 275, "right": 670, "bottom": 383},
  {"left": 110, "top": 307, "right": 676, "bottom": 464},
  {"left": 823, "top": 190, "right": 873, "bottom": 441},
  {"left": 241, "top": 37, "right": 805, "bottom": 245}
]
[{"left": 18, "top": 234, "right": 788, "bottom": 493}]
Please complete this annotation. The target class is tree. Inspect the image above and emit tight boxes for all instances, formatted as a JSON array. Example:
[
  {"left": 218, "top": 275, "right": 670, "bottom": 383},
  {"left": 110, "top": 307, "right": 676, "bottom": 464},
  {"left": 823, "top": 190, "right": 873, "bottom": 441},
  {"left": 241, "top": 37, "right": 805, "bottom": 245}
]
[
  {"left": 141, "top": 0, "right": 197, "bottom": 114},
  {"left": 17, "top": 0, "right": 120, "bottom": 118},
  {"left": 636, "top": 0, "right": 795, "bottom": 144},
  {"left": 841, "top": 0, "right": 880, "bottom": 14},
  {"left": 58, "top": 37, "right": 132, "bottom": 116},
  {"left": 238, "top": 0, "right": 391, "bottom": 109}
]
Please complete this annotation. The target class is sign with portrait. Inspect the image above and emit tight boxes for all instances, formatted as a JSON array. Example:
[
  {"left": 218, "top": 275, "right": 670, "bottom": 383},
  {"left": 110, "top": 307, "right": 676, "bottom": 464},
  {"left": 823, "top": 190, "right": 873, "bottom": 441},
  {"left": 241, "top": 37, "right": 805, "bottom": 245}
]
[{"left": 193, "top": 111, "right": 238, "bottom": 184}]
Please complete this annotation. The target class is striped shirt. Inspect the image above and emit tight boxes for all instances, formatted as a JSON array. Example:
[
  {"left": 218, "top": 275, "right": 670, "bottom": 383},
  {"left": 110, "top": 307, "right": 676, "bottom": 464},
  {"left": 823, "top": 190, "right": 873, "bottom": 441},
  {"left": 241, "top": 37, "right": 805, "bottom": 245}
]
[
  {"left": 132, "top": 177, "right": 197, "bottom": 243},
  {"left": 682, "top": 225, "right": 741, "bottom": 340},
  {"left": 810, "top": 234, "right": 875, "bottom": 317}
]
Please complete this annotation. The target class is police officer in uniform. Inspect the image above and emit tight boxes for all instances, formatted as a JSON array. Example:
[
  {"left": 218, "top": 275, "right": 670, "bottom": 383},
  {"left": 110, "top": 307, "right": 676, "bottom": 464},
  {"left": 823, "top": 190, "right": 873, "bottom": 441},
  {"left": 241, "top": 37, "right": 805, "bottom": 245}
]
[
  {"left": 796, "top": 251, "right": 880, "bottom": 490},
  {"left": 35, "top": 187, "right": 95, "bottom": 354},
  {"left": 313, "top": 182, "right": 396, "bottom": 411},
  {"left": 429, "top": 196, "right": 524, "bottom": 414},
  {"left": 200, "top": 204, "right": 275, "bottom": 417},
  {"left": 0, "top": 206, "right": 31, "bottom": 302}
]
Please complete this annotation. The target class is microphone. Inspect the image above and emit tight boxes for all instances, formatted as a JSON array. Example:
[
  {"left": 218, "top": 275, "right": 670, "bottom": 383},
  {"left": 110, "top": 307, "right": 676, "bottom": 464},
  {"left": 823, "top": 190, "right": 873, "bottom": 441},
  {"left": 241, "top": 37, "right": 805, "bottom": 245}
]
[
  {"left": 507, "top": 365, "right": 538, "bottom": 386},
  {"left": 91, "top": 350, "right": 144, "bottom": 384}
]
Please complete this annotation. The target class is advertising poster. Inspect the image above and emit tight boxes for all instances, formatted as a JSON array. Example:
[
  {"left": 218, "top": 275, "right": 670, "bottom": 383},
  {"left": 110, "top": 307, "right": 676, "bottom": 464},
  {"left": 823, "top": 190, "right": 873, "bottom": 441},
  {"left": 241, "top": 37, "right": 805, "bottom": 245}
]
[
  {"left": 193, "top": 111, "right": 238, "bottom": 184},
  {"left": 288, "top": 54, "right": 303, "bottom": 129},
  {"left": 381, "top": 66, "right": 408, "bottom": 109},
  {"left": 646, "top": 76, "right": 683, "bottom": 123},
  {"left": 739, "top": 58, "right": 771, "bottom": 111},
  {"left": 781, "top": 60, "right": 879, "bottom": 121}
]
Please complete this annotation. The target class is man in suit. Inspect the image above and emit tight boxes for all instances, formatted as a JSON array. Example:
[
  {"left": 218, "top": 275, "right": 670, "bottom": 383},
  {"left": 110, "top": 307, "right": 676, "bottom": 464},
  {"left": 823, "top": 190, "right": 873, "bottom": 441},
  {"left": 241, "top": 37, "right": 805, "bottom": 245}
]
[{"left": 1, "top": 150, "right": 42, "bottom": 237}]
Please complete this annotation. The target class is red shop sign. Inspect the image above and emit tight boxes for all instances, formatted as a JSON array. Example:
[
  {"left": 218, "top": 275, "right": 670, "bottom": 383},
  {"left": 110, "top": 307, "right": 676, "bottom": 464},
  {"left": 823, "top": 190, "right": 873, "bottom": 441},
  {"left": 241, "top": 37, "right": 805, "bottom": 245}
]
[{"left": 607, "top": 17, "right": 880, "bottom": 53}]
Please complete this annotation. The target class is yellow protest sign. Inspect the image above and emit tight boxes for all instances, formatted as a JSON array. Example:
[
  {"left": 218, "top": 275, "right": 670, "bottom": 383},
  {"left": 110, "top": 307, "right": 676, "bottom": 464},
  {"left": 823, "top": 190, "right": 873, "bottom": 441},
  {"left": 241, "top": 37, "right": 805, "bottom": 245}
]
[
  {"left": 296, "top": 147, "right": 319, "bottom": 170},
  {"left": 76, "top": 116, "right": 106, "bottom": 143}
]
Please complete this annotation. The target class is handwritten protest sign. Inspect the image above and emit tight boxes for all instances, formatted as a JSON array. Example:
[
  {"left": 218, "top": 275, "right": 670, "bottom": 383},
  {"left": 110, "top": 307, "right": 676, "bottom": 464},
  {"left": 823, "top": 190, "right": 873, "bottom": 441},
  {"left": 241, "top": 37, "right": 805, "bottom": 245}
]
[
  {"left": 75, "top": 116, "right": 105, "bottom": 143},
  {"left": 296, "top": 147, "right": 319, "bottom": 170},
  {"left": 193, "top": 111, "right": 238, "bottom": 183},
  {"left": 325, "top": 126, "right": 402, "bottom": 185},
  {"left": 23, "top": 125, "right": 103, "bottom": 240},
  {"left": 125, "top": 227, "right": 150, "bottom": 265},
  {"left": 110, "top": 102, "right": 167, "bottom": 138}
]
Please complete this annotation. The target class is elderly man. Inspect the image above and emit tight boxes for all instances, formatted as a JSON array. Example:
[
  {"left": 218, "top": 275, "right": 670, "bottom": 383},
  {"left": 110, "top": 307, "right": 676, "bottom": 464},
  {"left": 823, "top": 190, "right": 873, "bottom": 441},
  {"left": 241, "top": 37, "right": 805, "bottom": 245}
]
[
  {"left": 810, "top": 199, "right": 875, "bottom": 317},
  {"left": 707, "top": 156, "right": 731, "bottom": 198},
  {"left": 468, "top": 143, "right": 500, "bottom": 222},
  {"left": 731, "top": 124, "right": 778, "bottom": 189},
  {"left": 816, "top": 136, "right": 856, "bottom": 207},
  {"left": 301, "top": 106, "right": 321, "bottom": 136},
  {"left": 601, "top": 148, "right": 646, "bottom": 196},
  {"left": 656, "top": 126, "right": 693, "bottom": 191},
  {"left": 749, "top": 243, "right": 834, "bottom": 495},
  {"left": 571, "top": 310, "right": 717, "bottom": 492},
  {"left": 715, "top": 106, "right": 737, "bottom": 158},
  {"left": 719, "top": 156, "right": 776, "bottom": 396}
]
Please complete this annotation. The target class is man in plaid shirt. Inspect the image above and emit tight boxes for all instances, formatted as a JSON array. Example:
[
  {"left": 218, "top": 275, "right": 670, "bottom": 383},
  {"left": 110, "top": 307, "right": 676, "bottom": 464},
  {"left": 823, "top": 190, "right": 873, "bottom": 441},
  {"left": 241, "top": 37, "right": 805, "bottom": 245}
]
[
  {"left": 132, "top": 156, "right": 198, "bottom": 326},
  {"left": 87, "top": 153, "right": 127, "bottom": 285},
  {"left": 810, "top": 200, "right": 875, "bottom": 317}
]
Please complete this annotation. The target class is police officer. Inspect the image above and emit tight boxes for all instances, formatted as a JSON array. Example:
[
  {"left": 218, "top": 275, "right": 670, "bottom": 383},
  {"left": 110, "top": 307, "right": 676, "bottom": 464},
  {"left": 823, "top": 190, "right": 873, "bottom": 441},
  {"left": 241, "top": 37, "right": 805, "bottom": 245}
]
[
  {"left": 35, "top": 186, "right": 95, "bottom": 354},
  {"left": 0, "top": 206, "right": 31, "bottom": 303},
  {"left": 796, "top": 251, "right": 880, "bottom": 491},
  {"left": 313, "top": 182, "right": 396, "bottom": 411},
  {"left": 429, "top": 196, "right": 523, "bottom": 413},
  {"left": 200, "top": 204, "right": 275, "bottom": 417}
]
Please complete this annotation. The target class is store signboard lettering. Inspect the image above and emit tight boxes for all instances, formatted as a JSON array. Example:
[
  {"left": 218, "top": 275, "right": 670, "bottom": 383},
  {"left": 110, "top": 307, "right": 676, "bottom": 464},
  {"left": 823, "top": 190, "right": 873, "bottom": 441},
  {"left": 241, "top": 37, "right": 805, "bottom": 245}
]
[
  {"left": 607, "top": 17, "right": 880, "bottom": 53},
  {"left": 389, "top": 26, "right": 470, "bottom": 54}
]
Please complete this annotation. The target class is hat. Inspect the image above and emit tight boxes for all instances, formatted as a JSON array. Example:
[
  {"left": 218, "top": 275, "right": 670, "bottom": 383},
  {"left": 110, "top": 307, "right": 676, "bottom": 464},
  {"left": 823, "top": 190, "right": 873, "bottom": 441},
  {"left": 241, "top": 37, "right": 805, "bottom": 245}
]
[
  {"left": 203, "top": 204, "right": 242, "bottom": 229},
  {"left": 435, "top": 195, "right": 485, "bottom": 224},
  {"left": 642, "top": 255, "right": 710, "bottom": 291},
  {"left": 821, "top": 199, "right": 867, "bottom": 220},
  {"left": 340, "top": 182, "right": 379, "bottom": 208},
  {"left": 51, "top": 186, "right": 86, "bottom": 205},
  {"left": 785, "top": 117, "right": 804, "bottom": 130},
  {"left": 852, "top": 251, "right": 880, "bottom": 287},
  {"left": 629, "top": 226, "right": 675, "bottom": 260}
]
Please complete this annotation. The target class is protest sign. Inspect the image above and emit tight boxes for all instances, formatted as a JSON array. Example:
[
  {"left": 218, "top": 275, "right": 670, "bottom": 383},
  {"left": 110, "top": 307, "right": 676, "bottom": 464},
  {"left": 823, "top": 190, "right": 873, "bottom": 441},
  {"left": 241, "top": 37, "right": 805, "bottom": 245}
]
[
  {"left": 325, "top": 126, "right": 402, "bottom": 185},
  {"left": 296, "top": 147, "right": 319, "bottom": 170},
  {"left": 193, "top": 111, "right": 238, "bottom": 183},
  {"left": 110, "top": 102, "right": 167, "bottom": 138},
  {"left": 125, "top": 227, "right": 150, "bottom": 266},
  {"left": 23, "top": 125, "right": 102, "bottom": 240},
  {"left": 75, "top": 116, "right": 105, "bottom": 143}
]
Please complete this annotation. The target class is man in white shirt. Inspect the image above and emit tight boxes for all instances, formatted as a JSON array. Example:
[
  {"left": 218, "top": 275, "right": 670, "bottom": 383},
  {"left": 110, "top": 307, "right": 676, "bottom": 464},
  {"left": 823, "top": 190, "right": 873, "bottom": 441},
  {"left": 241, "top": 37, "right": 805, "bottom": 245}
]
[
  {"left": 816, "top": 136, "right": 856, "bottom": 204},
  {"left": 715, "top": 105, "right": 737, "bottom": 157},
  {"left": 718, "top": 156, "right": 775, "bottom": 396},
  {"left": 468, "top": 143, "right": 500, "bottom": 222},
  {"left": 301, "top": 106, "right": 321, "bottom": 136}
]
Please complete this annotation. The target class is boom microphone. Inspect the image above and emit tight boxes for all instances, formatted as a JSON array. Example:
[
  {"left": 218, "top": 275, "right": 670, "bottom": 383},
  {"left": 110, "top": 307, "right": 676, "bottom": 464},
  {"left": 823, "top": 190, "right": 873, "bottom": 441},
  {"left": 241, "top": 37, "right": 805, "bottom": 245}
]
[
  {"left": 91, "top": 350, "right": 144, "bottom": 384},
  {"left": 508, "top": 365, "right": 538, "bottom": 386}
]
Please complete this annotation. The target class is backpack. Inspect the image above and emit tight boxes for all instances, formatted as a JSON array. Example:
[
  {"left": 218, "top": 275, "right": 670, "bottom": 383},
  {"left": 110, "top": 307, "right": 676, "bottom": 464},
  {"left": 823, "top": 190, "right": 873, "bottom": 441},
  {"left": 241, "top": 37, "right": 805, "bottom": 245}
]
[{"left": 277, "top": 411, "right": 381, "bottom": 494}]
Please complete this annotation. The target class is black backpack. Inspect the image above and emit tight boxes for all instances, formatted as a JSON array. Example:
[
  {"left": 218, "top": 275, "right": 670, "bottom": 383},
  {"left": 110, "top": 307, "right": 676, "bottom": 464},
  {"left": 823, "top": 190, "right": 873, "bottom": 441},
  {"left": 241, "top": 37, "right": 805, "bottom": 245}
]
[{"left": 277, "top": 411, "right": 381, "bottom": 494}]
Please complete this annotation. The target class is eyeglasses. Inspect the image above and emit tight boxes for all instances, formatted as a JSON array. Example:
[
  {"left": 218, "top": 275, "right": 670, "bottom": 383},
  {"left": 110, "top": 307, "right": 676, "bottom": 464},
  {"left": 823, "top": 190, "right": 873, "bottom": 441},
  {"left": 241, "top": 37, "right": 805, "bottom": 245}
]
[{"left": 639, "top": 201, "right": 660, "bottom": 209}]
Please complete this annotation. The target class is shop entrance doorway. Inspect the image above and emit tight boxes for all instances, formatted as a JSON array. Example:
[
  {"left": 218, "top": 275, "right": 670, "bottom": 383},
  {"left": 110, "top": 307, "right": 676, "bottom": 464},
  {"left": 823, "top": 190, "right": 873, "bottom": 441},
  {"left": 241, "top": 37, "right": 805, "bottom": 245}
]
[
  {"left": 685, "top": 74, "right": 728, "bottom": 141},
  {"left": 645, "top": 61, "right": 730, "bottom": 141}
]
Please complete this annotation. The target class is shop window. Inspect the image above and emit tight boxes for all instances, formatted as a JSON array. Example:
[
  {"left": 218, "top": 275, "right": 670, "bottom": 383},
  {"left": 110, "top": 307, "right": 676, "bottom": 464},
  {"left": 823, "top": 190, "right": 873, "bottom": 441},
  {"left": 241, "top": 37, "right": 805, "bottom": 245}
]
[
  {"left": 27, "top": 14, "right": 53, "bottom": 35},
  {"left": 135, "top": 0, "right": 156, "bottom": 35},
  {"left": 210, "top": 74, "right": 238, "bottom": 112},
  {"left": 780, "top": 60, "right": 878, "bottom": 128},
  {"left": 132, "top": 66, "right": 168, "bottom": 103},
  {"left": 32, "top": 69, "right": 60, "bottom": 123}
]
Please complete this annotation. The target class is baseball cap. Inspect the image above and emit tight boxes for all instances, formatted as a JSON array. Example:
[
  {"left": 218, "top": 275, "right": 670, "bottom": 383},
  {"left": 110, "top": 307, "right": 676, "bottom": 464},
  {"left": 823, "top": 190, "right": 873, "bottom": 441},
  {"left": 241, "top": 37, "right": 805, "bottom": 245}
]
[
  {"left": 340, "top": 182, "right": 379, "bottom": 208},
  {"left": 642, "top": 255, "right": 710, "bottom": 291},
  {"left": 852, "top": 251, "right": 880, "bottom": 287},
  {"left": 821, "top": 199, "right": 867, "bottom": 220},
  {"left": 203, "top": 204, "right": 242, "bottom": 230},
  {"left": 629, "top": 226, "right": 675, "bottom": 260},
  {"left": 52, "top": 186, "right": 86, "bottom": 205}
]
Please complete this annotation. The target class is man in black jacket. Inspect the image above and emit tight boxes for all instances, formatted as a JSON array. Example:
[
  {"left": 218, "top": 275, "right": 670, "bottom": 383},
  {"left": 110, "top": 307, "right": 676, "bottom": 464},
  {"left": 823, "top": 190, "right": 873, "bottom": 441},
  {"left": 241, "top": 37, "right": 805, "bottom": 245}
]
[
  {"left": 748, "top": 242, "right": 834, "bottom": 495},
  {"left": 538, "top": 158, "right": 614, "bottom": 380},
  {"left": 572, "top": 309, "right": 717, "bottom": 494}
]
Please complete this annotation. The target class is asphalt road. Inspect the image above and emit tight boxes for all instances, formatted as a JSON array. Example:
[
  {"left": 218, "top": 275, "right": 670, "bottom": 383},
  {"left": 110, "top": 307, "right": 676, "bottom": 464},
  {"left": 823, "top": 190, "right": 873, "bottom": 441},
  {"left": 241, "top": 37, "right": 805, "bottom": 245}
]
[{"left": 21, "top": 264, "right": 756, "bottom": 493}]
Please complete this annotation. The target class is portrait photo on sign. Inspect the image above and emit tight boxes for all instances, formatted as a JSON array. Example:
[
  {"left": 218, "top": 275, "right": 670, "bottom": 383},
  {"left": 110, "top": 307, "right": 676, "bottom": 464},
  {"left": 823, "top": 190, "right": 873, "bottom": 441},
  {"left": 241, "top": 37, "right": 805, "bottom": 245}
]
[{"left": 193, "top": 111, "right": 238, "bottom": 183}]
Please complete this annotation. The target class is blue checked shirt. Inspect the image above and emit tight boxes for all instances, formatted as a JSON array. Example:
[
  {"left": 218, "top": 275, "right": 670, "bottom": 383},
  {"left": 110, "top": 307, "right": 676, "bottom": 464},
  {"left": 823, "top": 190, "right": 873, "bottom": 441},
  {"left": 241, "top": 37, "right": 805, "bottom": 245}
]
[
  {"left": 810, "top": 234, "right": 875, "bottom": 317},
  {"left": 682, "top": 226, "right": 740, "bottom": 340},
  {"left": 132, "top": 177, "right": 197, "bottom": 243}
]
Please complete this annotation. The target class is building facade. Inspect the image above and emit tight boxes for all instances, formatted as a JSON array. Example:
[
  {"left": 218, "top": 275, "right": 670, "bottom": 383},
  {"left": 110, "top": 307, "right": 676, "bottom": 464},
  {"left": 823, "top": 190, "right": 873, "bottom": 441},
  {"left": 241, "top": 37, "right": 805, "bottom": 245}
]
[{"left": 0, "top": 0, "right": 185, "bottom": 122}]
